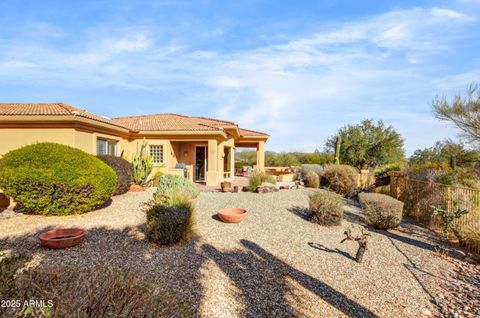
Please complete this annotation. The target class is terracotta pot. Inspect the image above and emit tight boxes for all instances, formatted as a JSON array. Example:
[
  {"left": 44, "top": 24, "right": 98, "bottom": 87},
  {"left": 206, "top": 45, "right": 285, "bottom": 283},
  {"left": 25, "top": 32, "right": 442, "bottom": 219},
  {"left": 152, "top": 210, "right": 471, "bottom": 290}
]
[
  {"left": 220, "top": 182, "right": 231, "bottom": 193},
  {"left": 218, "top": 208, "right": 247, "bottom": 223},
  {"left": 129, "top": 184, "right": 145, "bottom": 192},
  {"left": 39, "top": 228, "right": 87, "bottom": 249}
]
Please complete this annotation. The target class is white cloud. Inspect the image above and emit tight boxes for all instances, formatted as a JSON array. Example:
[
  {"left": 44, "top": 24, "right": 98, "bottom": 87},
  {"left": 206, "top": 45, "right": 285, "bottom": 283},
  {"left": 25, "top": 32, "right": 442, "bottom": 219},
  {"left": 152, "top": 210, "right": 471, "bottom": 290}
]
[
  {"left": 430, "top": 8, "right": 475, "bottom": 20},
  {"left": 0, "top": 6, "right": 477, "bottom": 153}
]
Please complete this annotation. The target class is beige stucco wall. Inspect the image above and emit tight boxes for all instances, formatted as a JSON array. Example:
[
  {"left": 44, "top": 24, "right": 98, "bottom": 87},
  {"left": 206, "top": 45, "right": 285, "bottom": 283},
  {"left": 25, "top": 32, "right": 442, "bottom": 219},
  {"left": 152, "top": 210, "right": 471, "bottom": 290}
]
[
  {"left": 0, "top": 126, "right": 263, "bottom": 186},
  {"left": 0, "top": 128, "right": 76, "bottom": 157},
  {"left": 0, "top": 128, "right": 128, "bottom": 158},
  {"left": 218, "top": 138, "right": 235, "bottom": 182}
]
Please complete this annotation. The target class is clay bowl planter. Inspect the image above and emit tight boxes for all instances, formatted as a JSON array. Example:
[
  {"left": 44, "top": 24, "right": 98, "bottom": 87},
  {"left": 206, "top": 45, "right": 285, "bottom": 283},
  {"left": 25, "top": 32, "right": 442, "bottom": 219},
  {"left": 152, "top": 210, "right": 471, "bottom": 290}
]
[
  {"left": 218, "top": 208, "right": 247, "bottom": 223},
  {"left": 220, "top": 182, "right": 232, "bottom": 193},
  {"left": 39, "top": 228, "right": 87, "bottom": 249},
  {"left": 129, "top": 184, "right": 145, "bottom": 192}
]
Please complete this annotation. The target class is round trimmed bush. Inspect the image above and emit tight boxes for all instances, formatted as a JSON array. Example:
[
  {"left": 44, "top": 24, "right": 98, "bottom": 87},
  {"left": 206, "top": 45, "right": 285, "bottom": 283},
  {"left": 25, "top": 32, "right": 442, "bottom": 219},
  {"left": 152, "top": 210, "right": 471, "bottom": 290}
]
[
  {"left": 304, "top": 170, "right": 320, "bottom": 188},
  {"left": 154, "top": 174, "right": 199, "bottom": 201},
  {"left": 97, "top": 155, "right": 133, "bottom": 195},
  {"left": 321, "top": 164, "right": 359, "bottom": 195},
  {"left": 309, "top": 190, "right": 344, "bottom": 226},
  {"left": 0, "top": 142, "right": 116, "bottom": 215},
  {"left": 359, "top": 193, "right": 404, "bottom": 229},
  {"left": 296, "top": 164, "right": 323, "bottom": 180}
]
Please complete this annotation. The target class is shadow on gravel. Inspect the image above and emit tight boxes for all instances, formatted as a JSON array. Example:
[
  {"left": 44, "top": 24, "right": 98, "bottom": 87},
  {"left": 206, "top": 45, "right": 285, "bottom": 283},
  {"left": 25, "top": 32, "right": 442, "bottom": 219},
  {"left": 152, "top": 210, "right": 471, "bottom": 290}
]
[
  {"left": 0, "top": 225, "right": 207, "bottom": 317},
  {"left": 287, "top": 206, "right": 311, "bottom": 221},
  {"left": 211, "top": 214, "right": 222, "bottom": 222},
  {"left": 307, "top": 242, "right": 354, "bottom": 261},
  {"left": 343, "top": 210, "right": 368, "bottom": 226},
  {"left": 202, "top": 240, "right": 379, "bottom": 318}
]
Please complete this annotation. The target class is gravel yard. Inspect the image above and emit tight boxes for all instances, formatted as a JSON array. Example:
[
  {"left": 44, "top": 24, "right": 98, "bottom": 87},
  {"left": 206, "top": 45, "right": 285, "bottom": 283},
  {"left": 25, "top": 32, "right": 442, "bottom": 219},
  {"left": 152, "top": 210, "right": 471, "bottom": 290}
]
[{"left": 0, "top": 189, "right": 476, "bottom": 317}]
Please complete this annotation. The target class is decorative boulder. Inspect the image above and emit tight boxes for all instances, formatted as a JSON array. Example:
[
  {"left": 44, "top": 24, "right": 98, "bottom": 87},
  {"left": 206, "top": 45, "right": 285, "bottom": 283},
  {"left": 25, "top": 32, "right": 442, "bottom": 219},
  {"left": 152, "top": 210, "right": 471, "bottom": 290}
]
[{"left": 256, "top": 182, "right": 279, "bottom": 193}]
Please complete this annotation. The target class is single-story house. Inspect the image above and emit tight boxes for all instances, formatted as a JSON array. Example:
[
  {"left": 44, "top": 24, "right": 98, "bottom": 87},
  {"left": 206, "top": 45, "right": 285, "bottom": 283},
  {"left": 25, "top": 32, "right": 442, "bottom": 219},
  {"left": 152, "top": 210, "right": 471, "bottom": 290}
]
[{"left": 0, "top": 103, "right": 268, "bottom": 186}]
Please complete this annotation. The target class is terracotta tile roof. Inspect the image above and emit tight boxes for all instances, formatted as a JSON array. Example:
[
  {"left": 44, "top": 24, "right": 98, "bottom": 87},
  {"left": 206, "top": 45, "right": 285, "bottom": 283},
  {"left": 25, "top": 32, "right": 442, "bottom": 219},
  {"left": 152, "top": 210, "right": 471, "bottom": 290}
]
[
  {"left": 0, "top": 103, "right": 129, "bottom": 130},
  {"left": 239, "top": 127, "right": 269, "bottom": 137},
  {"left": 110, "top": 114, "right": 221, "bottom": 131},
  {"left": 0, "top": 103, "right": 269, "bottom": 137},
  {"left": 112, "top": 114, "right": 268, "bottom": 136},
  {"left": 192, "top": 116, "right": 236, "bottom": 126}
]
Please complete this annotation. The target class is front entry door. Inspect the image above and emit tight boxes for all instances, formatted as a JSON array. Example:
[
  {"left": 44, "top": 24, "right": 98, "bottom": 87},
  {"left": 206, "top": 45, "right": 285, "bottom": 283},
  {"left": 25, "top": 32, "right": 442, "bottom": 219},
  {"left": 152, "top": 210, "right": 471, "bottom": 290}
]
[{"left": 194, "top": 146, "right": 207, "bottom": 182}]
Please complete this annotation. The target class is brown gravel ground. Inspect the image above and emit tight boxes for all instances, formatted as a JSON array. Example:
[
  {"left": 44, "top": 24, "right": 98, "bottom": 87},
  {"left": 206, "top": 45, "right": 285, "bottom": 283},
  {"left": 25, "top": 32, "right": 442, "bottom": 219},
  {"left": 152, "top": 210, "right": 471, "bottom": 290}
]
[{"left": 0, "top": 189, "right": 477, "bottom": 317}]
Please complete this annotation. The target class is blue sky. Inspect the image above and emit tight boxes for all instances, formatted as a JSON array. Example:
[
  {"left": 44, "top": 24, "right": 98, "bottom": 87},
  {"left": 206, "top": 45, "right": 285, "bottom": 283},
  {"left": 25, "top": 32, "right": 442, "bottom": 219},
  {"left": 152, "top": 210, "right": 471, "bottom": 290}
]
[{"left": 1, "top": 0, "right": 480, "bottom": 155}]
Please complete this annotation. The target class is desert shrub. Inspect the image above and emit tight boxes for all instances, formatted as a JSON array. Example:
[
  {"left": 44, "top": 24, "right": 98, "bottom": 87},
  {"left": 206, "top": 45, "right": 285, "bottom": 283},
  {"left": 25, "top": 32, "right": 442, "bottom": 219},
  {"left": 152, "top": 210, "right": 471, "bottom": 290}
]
[
  {"left": 304, "top": 170, "right": 320, "bottom": 188},
  {"left": 359, "top": 193, "right": 404, "bottom": 229},
  {"left": 375, "top": 162, "right": 402, "bottom": 178},
  {"left": 145, "top": 193, "right": 194, "bottom": 245},
  {"left": 247, "top": 170, "right": 276, "bottom": 192},
  {"left": 322, "top": 164, "right": 359, "bottom": 195},
  {"left": 309, "top": 190, "right": 344, "bottom": 226},
  {"left": 296, "top": 164, "right": 323, "bottom": 180},
  {"left": 404, "top": 162, "right": 451, "bottom": 183},
  {"left": 97, "top": 155, "right": 133, "bottom": 195},
  {"left": 0, "top": 143, "right": 116, "bottom": 215},
  {"left": 154, "top": 174, "right": 199, "bottom": 202},
  {"left": 461, "top": 227, "right": 480, "bottom": 250},
  {"left": 0, "top": 254, "right": 188, "bottom": 317},
  {"left": 404, "top": 162, "right": 479, "bottom": 188}
]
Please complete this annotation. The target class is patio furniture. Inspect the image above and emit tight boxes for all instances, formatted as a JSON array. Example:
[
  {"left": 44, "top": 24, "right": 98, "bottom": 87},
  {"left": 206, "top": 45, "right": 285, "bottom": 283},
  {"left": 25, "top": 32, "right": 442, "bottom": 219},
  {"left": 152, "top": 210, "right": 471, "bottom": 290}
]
[{"left": 175, "top": 163, "right": 190, "bottom": 179}]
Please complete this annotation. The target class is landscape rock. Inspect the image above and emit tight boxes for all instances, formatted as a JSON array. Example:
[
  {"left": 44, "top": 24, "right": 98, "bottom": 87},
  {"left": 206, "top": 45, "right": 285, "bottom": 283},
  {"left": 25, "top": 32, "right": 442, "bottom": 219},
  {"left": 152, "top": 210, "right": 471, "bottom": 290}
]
[{"left": 256, "top": 182, "right": 279, "bottom": 193}]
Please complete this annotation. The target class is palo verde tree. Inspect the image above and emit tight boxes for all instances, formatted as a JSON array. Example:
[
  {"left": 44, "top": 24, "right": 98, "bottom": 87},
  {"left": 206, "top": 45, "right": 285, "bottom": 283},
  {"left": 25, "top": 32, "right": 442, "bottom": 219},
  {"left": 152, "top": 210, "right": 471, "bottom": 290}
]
[
  {"left": 326, "top": 119, "right": 404, "bottom": 170},
  {"left": 433, "top": 83, "right": 480, "bottom": 147}
]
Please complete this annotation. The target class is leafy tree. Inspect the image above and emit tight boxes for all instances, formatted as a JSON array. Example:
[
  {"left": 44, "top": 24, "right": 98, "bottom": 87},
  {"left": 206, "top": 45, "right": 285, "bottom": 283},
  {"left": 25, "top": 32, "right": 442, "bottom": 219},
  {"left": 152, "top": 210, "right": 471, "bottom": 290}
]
[
  {"left": 409, "top": 140, "right": 480, "bottom": 169},
  {"left": 265, "top": 152, "right": 300, "bottom": 167},
  {"left": 326, "top": 119, "right": 404, "bottom": 169},
  {"left": 294, "top": 152, "right": 334, "bottom": 165},
  {"left": 433, "top": 83, "right": 480, "bottom": 146},
  {"left": 236, "top": 150, "right": 258, "bottom": 166}
]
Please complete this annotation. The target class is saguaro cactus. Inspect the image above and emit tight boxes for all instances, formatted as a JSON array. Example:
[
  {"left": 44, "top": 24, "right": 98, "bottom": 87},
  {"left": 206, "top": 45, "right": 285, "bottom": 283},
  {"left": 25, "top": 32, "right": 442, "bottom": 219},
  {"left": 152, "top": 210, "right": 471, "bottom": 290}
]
[
  {"left": 132, "top": 140, "right": 153, "bottom": 185},
  {"left": 334, "top": 136, "right": 341, "bottom": 165}
]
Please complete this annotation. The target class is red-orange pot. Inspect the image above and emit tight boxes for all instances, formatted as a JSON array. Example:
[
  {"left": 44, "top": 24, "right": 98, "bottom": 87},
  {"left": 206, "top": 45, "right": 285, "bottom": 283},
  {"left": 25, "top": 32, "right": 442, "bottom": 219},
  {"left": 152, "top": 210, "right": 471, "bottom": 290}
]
[
  {"left": 218, "top": 208, "right": 247, "bottom": 223},
  {"left": 39, "top": 228, "right": 87, "bottom": 249}
]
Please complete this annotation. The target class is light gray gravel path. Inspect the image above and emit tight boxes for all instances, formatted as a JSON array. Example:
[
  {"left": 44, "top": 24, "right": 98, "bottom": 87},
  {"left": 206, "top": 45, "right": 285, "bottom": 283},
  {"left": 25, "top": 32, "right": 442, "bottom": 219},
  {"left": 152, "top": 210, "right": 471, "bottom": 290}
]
[{"left": 0, "top": 189, "right": 460, "bottom": 317}]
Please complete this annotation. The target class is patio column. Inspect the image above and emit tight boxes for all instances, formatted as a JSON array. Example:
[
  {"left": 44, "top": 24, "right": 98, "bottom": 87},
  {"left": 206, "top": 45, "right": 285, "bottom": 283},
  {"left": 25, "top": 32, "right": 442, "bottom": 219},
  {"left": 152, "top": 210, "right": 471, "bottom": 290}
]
[
  {"left": 206, "top": 139, "right": 219, "bottom": 186},
  {"left": 256, "top": 141, "right": 265, "bottom": 171}
]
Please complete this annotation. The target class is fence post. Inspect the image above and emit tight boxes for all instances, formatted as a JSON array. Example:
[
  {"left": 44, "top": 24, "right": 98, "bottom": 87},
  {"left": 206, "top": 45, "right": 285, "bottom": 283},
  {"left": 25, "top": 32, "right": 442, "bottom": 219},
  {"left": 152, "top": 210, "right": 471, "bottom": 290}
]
[{"left": 388, "top": 172, "right": 404, "bottom": 199}]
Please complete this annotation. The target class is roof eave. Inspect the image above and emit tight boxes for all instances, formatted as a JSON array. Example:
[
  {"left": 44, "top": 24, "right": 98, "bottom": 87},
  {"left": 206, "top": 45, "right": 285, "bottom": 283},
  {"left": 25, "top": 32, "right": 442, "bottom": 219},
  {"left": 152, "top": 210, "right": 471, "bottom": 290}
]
[{"left": 0, "top": 115, "right": 131, "bottom": 133}]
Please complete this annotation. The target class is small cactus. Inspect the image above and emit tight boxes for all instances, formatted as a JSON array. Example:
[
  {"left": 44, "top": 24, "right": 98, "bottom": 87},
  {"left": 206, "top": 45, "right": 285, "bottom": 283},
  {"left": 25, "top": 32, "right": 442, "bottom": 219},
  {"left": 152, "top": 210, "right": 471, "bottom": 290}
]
[
  {"left": 334, "top": 136, "right": 341, "bottom": 165},
  {"left": 132, "top": 140, "right": 153, "bottom": 185}
]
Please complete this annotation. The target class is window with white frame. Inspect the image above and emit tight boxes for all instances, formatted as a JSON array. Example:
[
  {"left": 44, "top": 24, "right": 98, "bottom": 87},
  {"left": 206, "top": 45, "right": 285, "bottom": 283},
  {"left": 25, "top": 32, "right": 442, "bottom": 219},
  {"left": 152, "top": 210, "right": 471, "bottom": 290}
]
[
  {"left": 150, "top": 145, "right": 164, "bottom": 164},
  {"left": 96, "top": 138, "right": 118, "bottom": 156}
]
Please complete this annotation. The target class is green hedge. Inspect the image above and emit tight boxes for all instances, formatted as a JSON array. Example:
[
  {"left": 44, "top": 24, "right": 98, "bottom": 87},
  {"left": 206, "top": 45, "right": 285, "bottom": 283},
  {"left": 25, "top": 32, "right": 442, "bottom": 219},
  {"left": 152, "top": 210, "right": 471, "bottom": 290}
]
[{"left": 0, "top": 143, "right": 116, "bottom": 215}]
